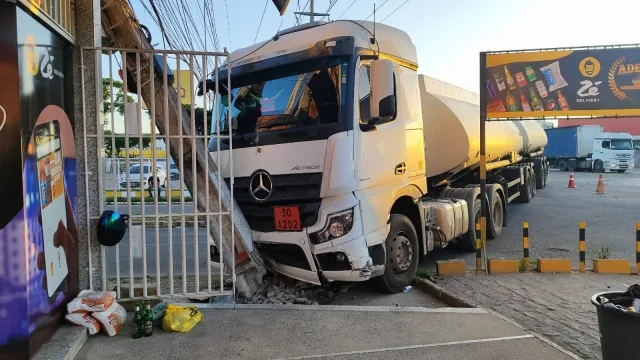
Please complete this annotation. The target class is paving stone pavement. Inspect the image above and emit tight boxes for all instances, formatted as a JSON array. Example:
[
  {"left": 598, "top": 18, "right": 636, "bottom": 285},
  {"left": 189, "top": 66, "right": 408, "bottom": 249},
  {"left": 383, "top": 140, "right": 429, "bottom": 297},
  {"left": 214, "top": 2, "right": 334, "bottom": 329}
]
[{"left": 434, "top": 272, "right": 640, "bottom": 360}]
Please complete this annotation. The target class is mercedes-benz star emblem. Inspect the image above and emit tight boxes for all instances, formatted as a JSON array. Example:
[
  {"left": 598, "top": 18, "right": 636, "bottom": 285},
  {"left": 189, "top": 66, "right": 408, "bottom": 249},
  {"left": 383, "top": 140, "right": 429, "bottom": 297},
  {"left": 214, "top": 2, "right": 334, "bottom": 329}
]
[{"left": 249, "top": 170, "right": 273, "bottom": 202}]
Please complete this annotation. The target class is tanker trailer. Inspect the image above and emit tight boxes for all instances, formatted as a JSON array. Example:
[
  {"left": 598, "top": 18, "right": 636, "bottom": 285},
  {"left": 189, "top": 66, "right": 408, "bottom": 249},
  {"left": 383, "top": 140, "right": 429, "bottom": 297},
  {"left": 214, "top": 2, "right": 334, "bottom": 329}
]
[{"left": 417, "top": 75, "right": 548, "bottom": 251}]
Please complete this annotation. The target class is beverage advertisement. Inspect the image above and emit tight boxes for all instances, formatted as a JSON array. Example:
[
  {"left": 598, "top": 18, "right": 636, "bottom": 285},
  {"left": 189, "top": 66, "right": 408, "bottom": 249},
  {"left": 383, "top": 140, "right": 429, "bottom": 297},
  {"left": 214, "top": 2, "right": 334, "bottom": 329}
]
[
  {"left": 485, "top": 47, "right": 640, "bottom": 118},
  {"left": 0, "top": 4, "right": 77, "bottom": 359}
]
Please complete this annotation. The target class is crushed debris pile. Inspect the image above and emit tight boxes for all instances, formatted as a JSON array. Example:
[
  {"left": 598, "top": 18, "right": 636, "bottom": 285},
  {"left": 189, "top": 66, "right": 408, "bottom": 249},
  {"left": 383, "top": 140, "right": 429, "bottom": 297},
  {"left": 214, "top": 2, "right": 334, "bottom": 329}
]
[{"left": 237, "top": 273, "right": 338, "bottom": 305}]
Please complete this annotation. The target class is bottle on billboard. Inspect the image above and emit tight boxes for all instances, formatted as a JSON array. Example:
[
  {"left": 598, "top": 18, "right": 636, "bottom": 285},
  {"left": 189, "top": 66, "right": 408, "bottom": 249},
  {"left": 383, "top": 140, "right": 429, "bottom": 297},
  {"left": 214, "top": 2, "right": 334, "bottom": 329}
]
[
  {"left": 545, "top": 98, "right": 558, "bottom": 111},
  {"left": 529, "top": 87, "right": 543, "bottom": 111},
  {"left": 557, "top": 90, "right": 570, "bottom": 110},
  {"left": 486, "top": 80, "right": 497, "bottom": 97},
  {"left": 516, "top": 72, "right": 527, "bottom": 87},
  {"left": 519, "top": 92, "right": 531, "bottom": 111},
  {"left": 535, "top": 80, "right": 549, "bottom": 98},
  {"left": 506, "top": 92, "right": 518, "bottom": 112},
  {"left": 505, "top": 66, "right": 516, "bottom": 90},
  {"left": 525, "top": 66, "right": 537, "bottom": 81},
  {"left": 494, "top": 72, "right": 506, "bottom": 92}
]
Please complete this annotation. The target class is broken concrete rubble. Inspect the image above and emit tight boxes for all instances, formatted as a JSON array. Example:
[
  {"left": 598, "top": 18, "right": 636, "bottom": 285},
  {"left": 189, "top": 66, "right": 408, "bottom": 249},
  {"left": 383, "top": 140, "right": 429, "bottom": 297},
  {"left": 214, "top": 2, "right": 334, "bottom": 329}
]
[{"left": 237, "top": 273, "right": 335, "bottom": 305}]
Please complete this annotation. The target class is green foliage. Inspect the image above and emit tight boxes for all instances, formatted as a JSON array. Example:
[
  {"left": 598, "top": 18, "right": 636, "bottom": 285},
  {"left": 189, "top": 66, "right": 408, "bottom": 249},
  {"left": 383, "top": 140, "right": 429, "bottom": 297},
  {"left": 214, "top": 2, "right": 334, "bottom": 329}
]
[
  {"left": 593, "top": 246, "right": 611, "bottom": 260},
  {"left": 103, "top": 129, "right": 152, "bottom": 158},
  {"left": 102, "top": 78, "right": 134, "bottom": 117},
  {"left": 182, "top": 104, "right": 213, "bottom": 136}
]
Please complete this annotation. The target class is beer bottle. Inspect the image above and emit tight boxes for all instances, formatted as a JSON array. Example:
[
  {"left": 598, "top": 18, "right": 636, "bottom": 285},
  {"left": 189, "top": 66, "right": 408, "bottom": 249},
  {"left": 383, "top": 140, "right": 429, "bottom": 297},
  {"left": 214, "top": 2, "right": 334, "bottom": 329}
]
[
  {"left": 143, "top": 304, "right": 154, "bottom": 337},
  {"left": 506, "top": 92, "right": 518, "bottom": 112},
  {"left": 519, "top": 92, "right": 531, "bottom": 112},
  {"left": 504, "top": 66, "right": 516, "bottom": 90},
  {"left": 529, "top": 87, "right": 543, "bottom": 111},
  {"left": 557, "top": 90, "right": 570, "bottom": 110},
  {"left": 132, "top": 306, "right": 143, "bottom": 339}
]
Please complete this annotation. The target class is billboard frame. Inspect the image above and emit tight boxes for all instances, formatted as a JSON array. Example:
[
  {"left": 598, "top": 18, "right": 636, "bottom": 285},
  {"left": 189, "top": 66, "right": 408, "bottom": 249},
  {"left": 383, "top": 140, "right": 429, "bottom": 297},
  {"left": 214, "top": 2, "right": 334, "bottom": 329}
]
[{"left": 479, "top": 45, "right": 640, "bottom": 274}]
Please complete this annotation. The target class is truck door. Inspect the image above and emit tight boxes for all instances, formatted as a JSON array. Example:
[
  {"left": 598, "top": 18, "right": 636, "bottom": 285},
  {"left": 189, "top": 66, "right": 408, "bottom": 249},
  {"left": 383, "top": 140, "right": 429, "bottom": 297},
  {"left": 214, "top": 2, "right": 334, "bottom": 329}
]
[{"left": 354, "top": 60, "right": 407, "bottom": 192}]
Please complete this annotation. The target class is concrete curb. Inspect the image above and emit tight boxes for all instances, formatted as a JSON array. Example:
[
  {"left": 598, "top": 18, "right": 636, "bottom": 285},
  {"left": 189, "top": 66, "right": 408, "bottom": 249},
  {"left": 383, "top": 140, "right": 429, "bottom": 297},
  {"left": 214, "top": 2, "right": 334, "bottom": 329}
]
[
  {"left": 412, "top": 277, "right": 476, "bottom": 308},
  {"left": 179, "top": 303, "right": 487, "bottom": 314}
]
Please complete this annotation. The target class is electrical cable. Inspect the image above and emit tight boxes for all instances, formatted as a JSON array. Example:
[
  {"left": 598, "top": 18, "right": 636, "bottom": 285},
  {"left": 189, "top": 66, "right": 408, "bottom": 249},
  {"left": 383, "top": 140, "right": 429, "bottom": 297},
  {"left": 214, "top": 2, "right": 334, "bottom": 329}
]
[
  {"left": 365, "top": 0, "right": 390, "bottom": 21},
  {"left": 337, "top": 0, "right": 357, "bottom": 19},
  {"left": 254, "top": 0, "right": 269, "bottom": 44},
  {"left": 381, "top": 0, "right": 411, "bottom": 23}
]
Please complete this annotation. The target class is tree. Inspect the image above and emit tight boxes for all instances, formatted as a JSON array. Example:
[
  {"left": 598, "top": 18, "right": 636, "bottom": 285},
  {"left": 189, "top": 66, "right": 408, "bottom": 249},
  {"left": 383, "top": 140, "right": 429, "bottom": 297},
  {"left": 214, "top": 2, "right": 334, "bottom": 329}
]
[
  {"left": 102, "top": 79, "right": 151, "bottom": 158},
  {"left": 103, "top": 129, "right": 152, "bottom": 158},
  {"left": 102, "top": 78, "right": 134, "bottom": 116},
  {"left": 182, "top": 104, "right": 213, "bottom": 136}
]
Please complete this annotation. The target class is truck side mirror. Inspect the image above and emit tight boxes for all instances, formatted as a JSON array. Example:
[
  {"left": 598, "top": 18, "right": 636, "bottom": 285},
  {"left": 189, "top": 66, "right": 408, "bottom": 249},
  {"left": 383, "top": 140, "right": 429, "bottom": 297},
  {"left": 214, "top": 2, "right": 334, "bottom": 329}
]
[{"left": 370, "top": 59, "right": 396, "bottom": 119}]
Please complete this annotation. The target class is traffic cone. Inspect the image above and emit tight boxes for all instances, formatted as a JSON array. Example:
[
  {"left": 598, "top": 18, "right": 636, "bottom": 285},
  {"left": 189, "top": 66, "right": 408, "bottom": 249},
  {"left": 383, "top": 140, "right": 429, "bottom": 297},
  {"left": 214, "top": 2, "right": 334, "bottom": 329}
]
[
  {"left": 595, "top": 175, "right": 606, "bottom": 194},
  {"left": 567, "top": 172, "right": 577, "bottom": 188}
]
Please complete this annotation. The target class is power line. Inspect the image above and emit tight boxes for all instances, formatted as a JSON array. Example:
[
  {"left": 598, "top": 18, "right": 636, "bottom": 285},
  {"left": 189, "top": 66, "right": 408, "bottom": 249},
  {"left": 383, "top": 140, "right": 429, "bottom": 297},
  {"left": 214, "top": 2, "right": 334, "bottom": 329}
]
[
  {"left": 381, "top": 0, "right": 412, "bottom": 22},
  {"left": 254, "top": 0, "right": 269, "bottom": 44},
  {"left": 365, "top": 0, "right": 390, "bottom": 21},
  {"left": 320, "top": 0, "right": 339, "bottom": 21},
  {"left": 337, "top": 0, "right": 357, "bottom": 19},
  {"left": 224, "top": 0, "right": 232, "bottom": 49}
]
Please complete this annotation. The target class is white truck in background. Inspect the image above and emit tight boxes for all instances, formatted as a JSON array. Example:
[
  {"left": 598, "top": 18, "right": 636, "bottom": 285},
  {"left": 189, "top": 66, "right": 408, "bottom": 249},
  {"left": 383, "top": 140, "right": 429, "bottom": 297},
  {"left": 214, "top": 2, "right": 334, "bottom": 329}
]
[
  {"left": 544, "top": 125, "right": 635, "bottom": 173},
  {"left": 202, "top": 20, "right": 548, "bottom": 293}
]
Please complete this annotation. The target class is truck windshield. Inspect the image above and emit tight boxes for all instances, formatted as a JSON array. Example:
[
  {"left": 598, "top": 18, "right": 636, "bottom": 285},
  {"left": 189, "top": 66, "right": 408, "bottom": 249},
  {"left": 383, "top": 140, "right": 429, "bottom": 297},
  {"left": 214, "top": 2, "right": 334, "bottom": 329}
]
[
  {"left": 610, "top": 139, "right": 633, "bottom": 150},
  {"left": 213, "top": 57, "right": 348, "bottom": 135}
]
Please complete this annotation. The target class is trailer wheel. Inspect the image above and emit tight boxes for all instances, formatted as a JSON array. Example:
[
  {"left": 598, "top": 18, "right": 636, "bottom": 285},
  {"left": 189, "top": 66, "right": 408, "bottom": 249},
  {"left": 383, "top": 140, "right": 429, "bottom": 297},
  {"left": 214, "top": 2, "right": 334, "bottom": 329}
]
[
  {"left": 375, "top": 214, "right": 419, "bottom": 293},
  {"left": 567, "top": 159, "right": 577, "bottom": 172},
  {"left": 459, "top": 197, "right": 481, "bottom": 252},
  {"left": 519, "top": 171, "right": 533, "bottom": 203},
  {"left": 594, "top": 160, "right": 605, "bottom": 173},
  {"left": 487, "top": 193, "right": 503, "bottom": 239},
  {"left": 534, "top": 159, "right": 545, "bottom": 190},
  {"left": 530, "top": 168, "right": 537, "bottom": 198},
  {"left": 558, "top": 159, "right": 568, "bottom": 171}
]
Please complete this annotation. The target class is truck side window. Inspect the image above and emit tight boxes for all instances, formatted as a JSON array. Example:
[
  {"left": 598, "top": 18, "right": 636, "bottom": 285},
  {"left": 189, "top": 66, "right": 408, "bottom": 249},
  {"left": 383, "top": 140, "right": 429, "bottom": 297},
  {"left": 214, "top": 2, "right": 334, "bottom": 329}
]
[
  {"left": 602, "top": 140, "right": 610, "bottom": 149},
  {"left": 358, "top": 64, "right": 397, "bottom": 125}
]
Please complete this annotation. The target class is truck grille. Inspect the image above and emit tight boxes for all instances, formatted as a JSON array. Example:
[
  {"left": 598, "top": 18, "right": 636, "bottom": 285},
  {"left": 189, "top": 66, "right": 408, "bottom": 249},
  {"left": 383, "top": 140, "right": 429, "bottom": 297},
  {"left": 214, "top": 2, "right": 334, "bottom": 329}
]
[
  {"left": 224, "top": 173, "right": 322, "bottom": 232},
  {"left": 616, "top": 154, "right": 632, "bottom": 159}
]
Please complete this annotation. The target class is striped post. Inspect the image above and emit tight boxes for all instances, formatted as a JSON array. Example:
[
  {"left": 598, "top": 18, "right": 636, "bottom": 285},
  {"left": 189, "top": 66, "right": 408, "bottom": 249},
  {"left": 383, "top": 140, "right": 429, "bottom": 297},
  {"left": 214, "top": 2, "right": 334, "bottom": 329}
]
[
  {"left": 476, "top": 223, "right": 482, "bottom": 273},
  {"left": 579, "top": 222, "right": 586, "bottom": 273},
  {"left": 523, "top": 222, "right": 529, "bottom": 270},
  {"left": 636, "top": 222, "right": 640, "bottom": 274}
]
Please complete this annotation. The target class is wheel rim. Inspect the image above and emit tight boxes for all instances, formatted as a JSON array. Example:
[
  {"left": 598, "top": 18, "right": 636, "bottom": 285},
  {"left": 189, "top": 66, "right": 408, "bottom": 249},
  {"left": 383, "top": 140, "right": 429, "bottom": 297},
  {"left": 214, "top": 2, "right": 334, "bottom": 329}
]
[
  {"left": 391, "top": 232, "right": 413, "bottom": 273},
  {"left": 492, "top": 198, "right": 503, "bottom": 233}
]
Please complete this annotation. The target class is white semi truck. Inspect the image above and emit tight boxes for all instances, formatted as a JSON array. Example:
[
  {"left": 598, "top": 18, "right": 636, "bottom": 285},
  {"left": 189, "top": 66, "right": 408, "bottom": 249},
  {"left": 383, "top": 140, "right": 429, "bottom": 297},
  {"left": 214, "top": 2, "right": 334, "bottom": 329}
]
[
  {"left": 544, "top": 125, "right": 635, "bottom": 173},
  {"left": 203, "top": 20, "right": 548, "bottom": 293}
]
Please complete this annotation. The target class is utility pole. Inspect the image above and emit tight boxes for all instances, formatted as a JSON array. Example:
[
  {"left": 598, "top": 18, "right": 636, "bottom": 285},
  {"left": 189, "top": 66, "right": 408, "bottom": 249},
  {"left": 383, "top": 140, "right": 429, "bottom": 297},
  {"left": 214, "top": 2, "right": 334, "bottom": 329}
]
[
  {"left": 294, "top": 0, "right": 329, "bottom": 23},
  {"left": 100, "top": 0, "right": 265, "bottom": 298}
]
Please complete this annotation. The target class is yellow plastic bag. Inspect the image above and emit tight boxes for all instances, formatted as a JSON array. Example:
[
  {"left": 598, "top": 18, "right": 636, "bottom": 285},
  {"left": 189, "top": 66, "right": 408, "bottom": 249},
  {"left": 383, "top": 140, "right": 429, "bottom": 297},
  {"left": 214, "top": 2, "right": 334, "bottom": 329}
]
[{"left": 162, "top": 304, "right": 203, "bottom": 333}]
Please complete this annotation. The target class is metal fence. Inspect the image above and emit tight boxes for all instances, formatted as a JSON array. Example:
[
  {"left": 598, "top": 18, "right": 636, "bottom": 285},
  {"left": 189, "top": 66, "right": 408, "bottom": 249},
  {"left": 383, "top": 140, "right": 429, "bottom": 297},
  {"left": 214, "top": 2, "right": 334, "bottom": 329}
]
[{"left": 80, "top": 46, "right": 235, "bottom": 301}]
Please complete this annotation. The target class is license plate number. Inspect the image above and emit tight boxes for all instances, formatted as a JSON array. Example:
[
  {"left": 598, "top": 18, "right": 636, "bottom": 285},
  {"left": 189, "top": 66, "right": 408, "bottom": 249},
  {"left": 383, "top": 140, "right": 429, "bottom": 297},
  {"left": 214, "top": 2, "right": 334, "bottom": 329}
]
[{"left": 273, "top": 206, "right": 301, "bottom": 231}]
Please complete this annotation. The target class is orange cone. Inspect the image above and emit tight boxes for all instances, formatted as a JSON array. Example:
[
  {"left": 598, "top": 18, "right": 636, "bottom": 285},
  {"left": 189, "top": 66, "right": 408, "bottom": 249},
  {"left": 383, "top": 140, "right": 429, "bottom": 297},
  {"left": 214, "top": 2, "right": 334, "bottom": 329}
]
[
  {"left": 567, "top": 172, "right": 577, "bottom": 188},
  {"left": 595, "top": 175, "right": 606, "bottom": 194}
]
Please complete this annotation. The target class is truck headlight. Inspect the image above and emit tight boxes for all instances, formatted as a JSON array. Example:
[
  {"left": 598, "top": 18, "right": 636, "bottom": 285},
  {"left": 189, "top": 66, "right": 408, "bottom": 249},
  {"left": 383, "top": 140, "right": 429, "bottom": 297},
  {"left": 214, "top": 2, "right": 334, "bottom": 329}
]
[
  {"left": 611, "top": 163, "right": 617, "bottom": 167},
  {"left": 310, "top": 208, "right": 354, "bottom": 245}
]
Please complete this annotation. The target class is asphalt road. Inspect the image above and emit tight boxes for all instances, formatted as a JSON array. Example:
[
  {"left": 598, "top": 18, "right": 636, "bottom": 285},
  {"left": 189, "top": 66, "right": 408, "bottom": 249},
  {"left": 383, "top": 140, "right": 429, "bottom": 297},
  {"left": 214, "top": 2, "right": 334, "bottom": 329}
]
[
  {"left": 104, "top": 227, "right": 213, "bottom": 277},
  {"left": 424, "top": 168, "right": 640, "bottom": 270}
]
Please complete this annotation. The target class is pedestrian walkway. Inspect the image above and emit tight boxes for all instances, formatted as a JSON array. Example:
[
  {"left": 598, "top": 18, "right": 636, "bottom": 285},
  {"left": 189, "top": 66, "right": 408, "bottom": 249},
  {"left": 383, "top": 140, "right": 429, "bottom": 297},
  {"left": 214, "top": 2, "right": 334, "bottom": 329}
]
[
  {"left": 434, "top": 272, "right": 639, "bottom": 360},
  {"left": 75, "top": 305, "right": 577, "bottom": 360}
]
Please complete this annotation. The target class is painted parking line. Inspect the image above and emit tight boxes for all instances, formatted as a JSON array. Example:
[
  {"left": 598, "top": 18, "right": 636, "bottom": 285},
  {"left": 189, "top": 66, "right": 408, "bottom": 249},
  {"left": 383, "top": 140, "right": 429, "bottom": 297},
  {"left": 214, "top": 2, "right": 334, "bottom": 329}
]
[{"left": 268, "top": 335, "right": 535, "bottom": 360}]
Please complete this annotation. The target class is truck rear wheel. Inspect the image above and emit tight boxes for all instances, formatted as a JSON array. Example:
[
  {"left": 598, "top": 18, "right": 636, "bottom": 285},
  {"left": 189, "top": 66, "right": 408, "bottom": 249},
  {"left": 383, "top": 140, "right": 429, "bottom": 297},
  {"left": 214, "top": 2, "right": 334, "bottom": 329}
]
[
  {"left": 487, "top": 193, "right": 503, "bottom": 239},
  {"left": 519, "top": 171, "right": 533, "bottom": 203},
  {"left": 375, "top": 214, "right": 419, "bottom": 294},
  {"left": 567, "top": 159, "right": 577, "bottom": 172},
  {"left": 558, "top": 159, "right": 568, "bottom": 171},
  {"left": 459, "top": 198, "right": 481, "bottom": 252}
]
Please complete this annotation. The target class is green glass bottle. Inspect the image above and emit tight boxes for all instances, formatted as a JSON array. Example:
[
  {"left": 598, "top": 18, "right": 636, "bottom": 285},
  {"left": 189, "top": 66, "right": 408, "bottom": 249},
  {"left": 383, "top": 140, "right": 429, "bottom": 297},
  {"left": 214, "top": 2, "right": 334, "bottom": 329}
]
[
  {"left": 143, "top": 304, "right": 154, "bottom": 337},
  {"left": 132, "top": 306, "right": 143, "bottom": 339},
  {"left": 529, "top": 87, "right": 543, "bottom": 111}
]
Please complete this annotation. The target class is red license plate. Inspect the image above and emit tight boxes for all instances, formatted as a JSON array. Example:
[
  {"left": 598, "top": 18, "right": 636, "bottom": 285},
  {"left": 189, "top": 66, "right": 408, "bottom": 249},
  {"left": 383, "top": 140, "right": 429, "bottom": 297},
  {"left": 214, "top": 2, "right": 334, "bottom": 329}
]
[{"left": 273, "top": 206, "right": 302, "bottom": 231}]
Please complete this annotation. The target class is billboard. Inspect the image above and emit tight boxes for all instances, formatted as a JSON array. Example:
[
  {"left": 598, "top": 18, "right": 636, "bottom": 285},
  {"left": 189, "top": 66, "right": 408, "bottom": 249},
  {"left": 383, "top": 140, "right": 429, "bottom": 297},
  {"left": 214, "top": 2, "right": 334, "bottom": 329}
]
[
  {"left": 142, "top": 69, "right": 194, "bottom": 110},
  {"left": 485, "top": 47, "right": 640, "bottom": 118}
]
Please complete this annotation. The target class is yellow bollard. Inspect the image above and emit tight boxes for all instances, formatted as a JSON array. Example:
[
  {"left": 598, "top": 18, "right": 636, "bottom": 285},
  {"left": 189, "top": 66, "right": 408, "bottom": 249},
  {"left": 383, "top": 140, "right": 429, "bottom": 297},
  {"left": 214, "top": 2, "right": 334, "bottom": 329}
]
[
  {"left": 476, "top": 223, "right": 482, "bottom": 274},
  {"left": 579, "top": 222, "right": 586, "bottom": 273},
  {"left": 523, "top": 222, "right": 529, "bottom": 270}
]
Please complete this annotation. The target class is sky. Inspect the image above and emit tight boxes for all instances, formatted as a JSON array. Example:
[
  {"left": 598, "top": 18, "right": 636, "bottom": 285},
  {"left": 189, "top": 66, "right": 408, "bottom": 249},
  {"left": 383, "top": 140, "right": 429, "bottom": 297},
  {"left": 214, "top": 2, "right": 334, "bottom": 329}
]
[
  {"left": 105, "top": 0, "right": 640, "bottom": 134},
  {"left": 123, "top": 0, "right": 640, "bottom": 93}
]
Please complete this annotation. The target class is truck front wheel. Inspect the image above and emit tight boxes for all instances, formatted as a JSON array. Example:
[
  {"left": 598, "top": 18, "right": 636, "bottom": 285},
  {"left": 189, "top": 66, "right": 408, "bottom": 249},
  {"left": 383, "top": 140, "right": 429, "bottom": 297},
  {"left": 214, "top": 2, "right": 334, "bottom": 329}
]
[
  {"left": 376, "top": 214, "right": 420, "bottom": 294},
  {"left": 594, "top": 160, "right": 605, "bottom": 173}
]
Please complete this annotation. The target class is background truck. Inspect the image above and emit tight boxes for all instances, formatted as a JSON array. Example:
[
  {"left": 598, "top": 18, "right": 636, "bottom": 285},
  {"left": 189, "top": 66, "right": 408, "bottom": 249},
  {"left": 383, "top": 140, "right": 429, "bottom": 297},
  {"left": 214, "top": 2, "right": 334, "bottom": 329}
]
[
  {"left": 204, "top": 20, "right": 549, "bottom": 293},
  {"left": 544, "top": 125, "right": 635, "bottom": 173}
]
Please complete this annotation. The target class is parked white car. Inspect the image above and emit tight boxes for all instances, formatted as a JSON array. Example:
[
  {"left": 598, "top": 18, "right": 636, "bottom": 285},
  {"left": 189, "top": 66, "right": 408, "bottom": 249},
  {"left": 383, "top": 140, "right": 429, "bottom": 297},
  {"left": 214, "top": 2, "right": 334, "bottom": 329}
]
[{"left": 119, "top": 163, "right": 167, "bottom": 190}]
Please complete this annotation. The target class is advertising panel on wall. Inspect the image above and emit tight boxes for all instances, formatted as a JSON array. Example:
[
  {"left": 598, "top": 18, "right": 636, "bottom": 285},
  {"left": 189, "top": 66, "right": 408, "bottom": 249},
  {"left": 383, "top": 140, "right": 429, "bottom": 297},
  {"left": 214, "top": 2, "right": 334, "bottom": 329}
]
[
  {"left": 0, "top": 3, "right": 77, "bottom": 359},
  {"left": 485, "top": 46, "right": 640, "bottom": 119}
]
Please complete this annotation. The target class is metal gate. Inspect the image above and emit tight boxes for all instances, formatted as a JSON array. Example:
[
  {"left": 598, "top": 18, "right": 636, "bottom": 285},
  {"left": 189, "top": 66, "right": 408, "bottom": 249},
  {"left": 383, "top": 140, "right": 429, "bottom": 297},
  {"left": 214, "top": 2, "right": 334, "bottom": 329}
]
[{"left": 79, "top": 46, "right": 236, "bottom": 302}]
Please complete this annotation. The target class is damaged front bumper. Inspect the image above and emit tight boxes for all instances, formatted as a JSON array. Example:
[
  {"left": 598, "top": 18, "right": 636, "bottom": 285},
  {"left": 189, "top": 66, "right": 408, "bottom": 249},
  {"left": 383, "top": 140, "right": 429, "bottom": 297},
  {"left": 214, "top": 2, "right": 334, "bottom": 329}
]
[{"left": 251, "top": 204, "right": 377, "bottom": 285}]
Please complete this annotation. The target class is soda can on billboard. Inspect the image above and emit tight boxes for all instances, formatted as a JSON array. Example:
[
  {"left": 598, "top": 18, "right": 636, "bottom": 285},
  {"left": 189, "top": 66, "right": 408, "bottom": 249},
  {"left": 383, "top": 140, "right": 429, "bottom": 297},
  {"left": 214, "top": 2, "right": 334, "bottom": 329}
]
[
  {"left": 525, "top": 66, "right": 536, "bottom": 81},
  {"left": 486, "top": 80, "right": 497, "bottom": 97},
  {"left": 535, "top": 80, "right": 549, "bottom": 98},
  {"left": 516, "top": 72, "right": 527, "bottom": 87}
]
